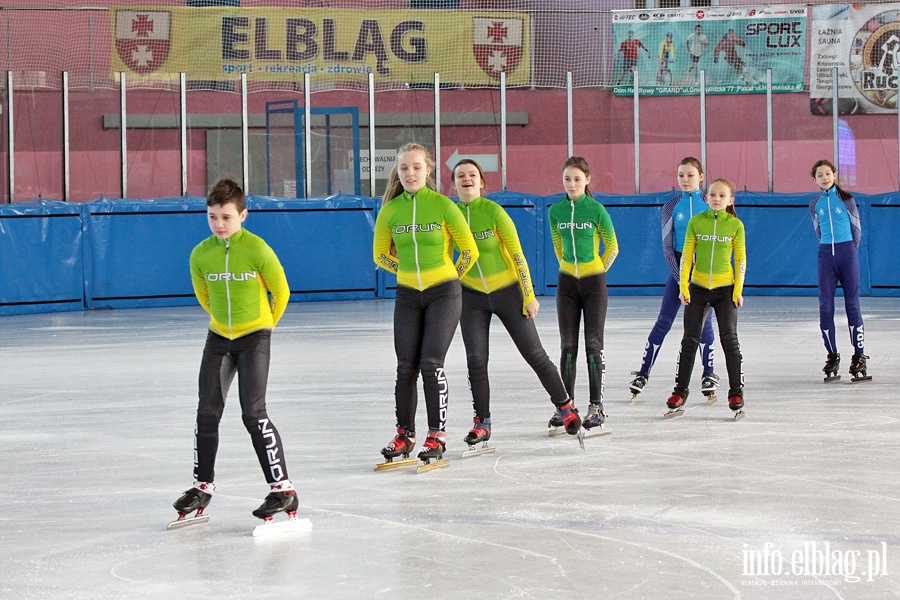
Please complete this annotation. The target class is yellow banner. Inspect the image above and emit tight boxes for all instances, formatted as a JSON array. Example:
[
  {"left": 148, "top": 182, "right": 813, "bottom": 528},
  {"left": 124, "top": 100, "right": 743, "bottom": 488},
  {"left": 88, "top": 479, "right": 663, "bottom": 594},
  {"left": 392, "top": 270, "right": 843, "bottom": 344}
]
[{"left": 110, "top": 7, "right": 531, "bottom": 85}]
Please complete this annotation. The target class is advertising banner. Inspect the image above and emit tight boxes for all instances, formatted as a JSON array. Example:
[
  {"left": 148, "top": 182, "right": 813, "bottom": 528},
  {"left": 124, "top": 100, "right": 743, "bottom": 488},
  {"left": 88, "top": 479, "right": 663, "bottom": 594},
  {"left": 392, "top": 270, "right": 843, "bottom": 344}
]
[
  {"left": 611, "top": 5, "right": 806, "bottom": 96},
  {"left": 110, "top": 7, "right": 531, "bottom": 85},
  {"left": 810, "top": 3, "right": 900, "bottom": 114}
]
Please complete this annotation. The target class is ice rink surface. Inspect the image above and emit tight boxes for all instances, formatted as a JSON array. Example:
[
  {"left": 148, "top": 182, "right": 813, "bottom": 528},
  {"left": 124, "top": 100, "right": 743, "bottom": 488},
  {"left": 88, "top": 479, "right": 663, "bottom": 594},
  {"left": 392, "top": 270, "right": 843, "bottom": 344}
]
[{"left": 1, "top": 295, "right": 898, "bottom": 599}]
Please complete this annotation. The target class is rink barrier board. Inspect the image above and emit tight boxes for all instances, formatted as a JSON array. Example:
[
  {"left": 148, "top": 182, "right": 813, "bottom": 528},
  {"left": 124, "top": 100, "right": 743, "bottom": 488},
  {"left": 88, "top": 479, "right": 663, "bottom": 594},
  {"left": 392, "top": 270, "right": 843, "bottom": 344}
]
[{"left": 1, "top": 191, "right": 898, "bottom": 316}]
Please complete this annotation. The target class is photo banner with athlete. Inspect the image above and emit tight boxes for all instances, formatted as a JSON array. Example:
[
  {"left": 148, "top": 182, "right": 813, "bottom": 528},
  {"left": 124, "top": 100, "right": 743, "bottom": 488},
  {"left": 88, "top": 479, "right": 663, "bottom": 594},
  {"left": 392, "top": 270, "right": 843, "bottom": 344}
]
[
  {"left": 611, "top": 5, "right": 806, "bottom": 97},
  {"left": 810, "top": 4, "right": 900, "bottom": 115},
  {"left": 109, "top": 7, "right": 531, "bottom": 86}
]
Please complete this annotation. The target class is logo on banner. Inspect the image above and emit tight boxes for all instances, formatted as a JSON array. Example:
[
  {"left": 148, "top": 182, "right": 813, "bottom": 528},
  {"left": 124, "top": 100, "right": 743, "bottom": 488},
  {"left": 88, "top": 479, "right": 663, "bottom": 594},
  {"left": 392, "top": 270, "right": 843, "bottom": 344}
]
[
  {"left": 115, "top": 11, "right": 171, "bottom": 75},
  {"left": 473, "top": 17, "right": 524, "bottom": 78},
  {"left": 852, "top": 10, "right": 900, "bottom": 109}
]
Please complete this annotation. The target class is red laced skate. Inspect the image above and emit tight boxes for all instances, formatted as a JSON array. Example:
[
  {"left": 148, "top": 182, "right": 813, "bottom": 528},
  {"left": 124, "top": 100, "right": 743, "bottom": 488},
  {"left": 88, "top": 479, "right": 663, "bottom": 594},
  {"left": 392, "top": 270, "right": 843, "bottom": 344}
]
[{"left": 666, "top": 393, "right": 686, "bottom": 409}]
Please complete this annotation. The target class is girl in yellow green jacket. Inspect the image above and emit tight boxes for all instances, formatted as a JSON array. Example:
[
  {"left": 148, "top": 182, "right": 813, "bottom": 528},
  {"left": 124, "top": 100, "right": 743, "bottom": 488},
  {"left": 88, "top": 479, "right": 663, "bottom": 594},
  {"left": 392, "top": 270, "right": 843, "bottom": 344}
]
[
  {"left": 454, "top": 159, "right": 581, "bottom": 446},
  {"left": 373, "top": 143, "right": 479, "bottom": 463}
]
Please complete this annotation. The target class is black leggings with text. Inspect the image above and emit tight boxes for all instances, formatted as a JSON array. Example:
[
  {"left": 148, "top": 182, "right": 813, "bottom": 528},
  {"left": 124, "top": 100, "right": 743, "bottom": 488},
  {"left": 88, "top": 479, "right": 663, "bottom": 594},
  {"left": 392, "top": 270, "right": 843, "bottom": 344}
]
[{"left": 556, "top": 272, "right": 608, "bottom": 408}]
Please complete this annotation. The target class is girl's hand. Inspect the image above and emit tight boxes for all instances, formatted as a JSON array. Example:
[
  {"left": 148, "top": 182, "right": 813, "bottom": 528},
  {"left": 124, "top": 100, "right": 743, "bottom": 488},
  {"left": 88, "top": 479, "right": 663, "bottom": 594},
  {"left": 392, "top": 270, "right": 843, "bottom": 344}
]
[
  {"left": 734, "top": 294, "right": 744, "bottom": 308},
  {"left": 680, "top": 291, "right": 690, "bottom": 306},
  {"left": 525, "top": 299, "right": 540, "bottom": 319}
]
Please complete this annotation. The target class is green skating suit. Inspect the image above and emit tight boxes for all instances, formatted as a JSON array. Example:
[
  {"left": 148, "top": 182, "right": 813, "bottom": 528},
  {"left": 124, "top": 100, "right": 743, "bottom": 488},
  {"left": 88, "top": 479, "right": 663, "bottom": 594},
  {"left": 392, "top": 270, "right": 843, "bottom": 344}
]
[
  {"left": 679, "top": 208, "right": 747, "bottom": 303},
  {"left": 548, "top": 193, "right": 619, "bottom": 277}
]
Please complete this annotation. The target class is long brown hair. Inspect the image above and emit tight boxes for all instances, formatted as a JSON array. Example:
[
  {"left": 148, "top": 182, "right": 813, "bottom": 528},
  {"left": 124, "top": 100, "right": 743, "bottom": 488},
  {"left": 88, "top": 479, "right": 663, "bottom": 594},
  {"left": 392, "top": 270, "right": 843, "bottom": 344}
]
[
  {"left": 562, "top": 156, "right": 593, "bottom": 198},
  {"left": 810, "top": 159, "right": 853, "bottom": 201},
  {"left": 709, "top": 177, "right": 737, "bottom": 217},
  {"left": 382, "top": 142, "right": 436, "bottom": 205}
]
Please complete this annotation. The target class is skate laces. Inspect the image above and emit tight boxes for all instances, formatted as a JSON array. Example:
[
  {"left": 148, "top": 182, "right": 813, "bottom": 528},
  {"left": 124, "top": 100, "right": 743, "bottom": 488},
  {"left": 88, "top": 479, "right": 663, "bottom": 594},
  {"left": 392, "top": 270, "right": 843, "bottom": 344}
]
[{"left": 423, "top": 431, "right": 446, "bottom": 449}]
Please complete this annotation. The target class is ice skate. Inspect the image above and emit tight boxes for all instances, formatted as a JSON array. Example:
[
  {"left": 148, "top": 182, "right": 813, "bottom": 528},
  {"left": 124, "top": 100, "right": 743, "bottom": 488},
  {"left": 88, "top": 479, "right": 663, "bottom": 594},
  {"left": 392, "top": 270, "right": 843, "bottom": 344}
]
[
  {"left": 822, "top": 352, "right": 841, "bottom": 383},
  {"left": 251, "top": 485, "right": 311, "bottom": 537},
  {"left": 849, "top": 353, "right": 872, "bottom": 382},
  {"left": 548, "top": 399, "right": 581, "bottom": 438},
  {"left": 375, "top": 428, "right": 418, "bottom": 471},
  {"left": 167, "top": 482, "right": 215, "bottom": 530},
  {"left": 417, "top": 430, "right": 449, "bottom": 473},
  {"left": 582, "top": 403, "right": 610, "bottom": 438},
  {"left": 729, "top": 394, "right": 745, "bottom": 421},
  {"left": 629, "top": 371, "right": 648, "bottom": 401},
  {"left": 701, "top": 372, "right": 719, "bottom": 404},
  {"left": 461, "top": 418, "right": 495, "bottom": 459},
  {"left": 664, "top": 392, "right": 686, "bottom": 419}
]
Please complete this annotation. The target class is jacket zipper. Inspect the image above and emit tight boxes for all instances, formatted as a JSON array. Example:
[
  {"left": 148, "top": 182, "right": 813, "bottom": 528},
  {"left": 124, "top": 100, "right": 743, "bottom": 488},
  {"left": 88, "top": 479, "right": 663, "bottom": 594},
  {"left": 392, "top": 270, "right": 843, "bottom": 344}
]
[
  {"left": 412, "top": 195, "right": 422, "bottom": 289},
  {"left": 224, "top": 238, "right": 233, "bottom": 339},
  {"left": 826, "top": 190, "right": 836, "bottom": 257},
  {"left": 569, "top": 199, "right": 578, "bottom": 277},
  {"left": 708, "top": 212, "right": 717, "bottom": 288}
]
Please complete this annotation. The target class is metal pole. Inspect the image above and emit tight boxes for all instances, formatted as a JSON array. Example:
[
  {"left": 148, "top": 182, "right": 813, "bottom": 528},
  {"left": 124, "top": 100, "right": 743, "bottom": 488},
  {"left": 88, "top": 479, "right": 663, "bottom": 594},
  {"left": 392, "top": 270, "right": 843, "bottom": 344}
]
[
  {"left": 566, "top": 71, "right": 573, "bottom": 158},
  {"left": 63, "top": 71, "right": 70, "bottom": 201},
  {"left": 304, "top": 72, "right": 312, "bottom": 199},
  {"left": 633, "top": 70, "right": 640, "bottom": 194},
  {"left": 240, "top": 73, "right": 249, "bottom": 193},
  {"left": 6, "top": 71, "right": 13, "bottom": 203},
  {"left": 897, "top": 90, "right": 900, "bottom": 191},
  {"left": 832, "top": 66, "right": 839, "bottom": 170},
  {"left": 179, "top": 73, "right": 187, "bottom": 196},
  {"left": 120, "top": 72, "right": 127, "bottom": 198},
  {"left": 368, "top": 73, "right": 376, "bottom": 198},
  {"left": 766, "top": 69, "right": 773, "bottom": 193},
  {"left": 700, "top": 69, "right": 707, "bottom": 179},
  {"left": 434, "top": 72, "right": 441, "bottom": 194},
  {"left": 500, "top": 71, "right": 507, "bottom": 191}
]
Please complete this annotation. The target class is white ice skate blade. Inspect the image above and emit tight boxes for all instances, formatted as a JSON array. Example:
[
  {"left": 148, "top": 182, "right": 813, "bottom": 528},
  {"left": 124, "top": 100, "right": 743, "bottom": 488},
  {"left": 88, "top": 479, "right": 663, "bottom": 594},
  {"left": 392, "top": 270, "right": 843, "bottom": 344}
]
[
  {"left": 583, "top": 428, "right": 612, "bottom": 438},
  {"left": 374, "top": 457, "right": 419, "bottom": 471},
  {"left": 733, "top": 410, "right": 746, "bottom": 422},
  {"left": 704, "top": 394, "right": 718, "bottom": 405},
  {"left": 416, "top": 458, "right": 449, "bottom": 473},
  {"left": 663, "top": 409, "right": 685, "bottom": 420},
  {"left": 823, "top": 376, "right": 841, "bottom": 383},
  {"left": 461, "top": 445, "right": 495, "bottom": 459},
  {"left": 850, "top": 376, "right": 872, "bottom": 383},
  {"left": 548, "top": 427, "right": 568, "bottom": 438},
  {"left": 166, "top": 514, "right": 210, "bottom": 530},
  {"left": 252, "top": 517, "right": 312, "bottom": 537}
]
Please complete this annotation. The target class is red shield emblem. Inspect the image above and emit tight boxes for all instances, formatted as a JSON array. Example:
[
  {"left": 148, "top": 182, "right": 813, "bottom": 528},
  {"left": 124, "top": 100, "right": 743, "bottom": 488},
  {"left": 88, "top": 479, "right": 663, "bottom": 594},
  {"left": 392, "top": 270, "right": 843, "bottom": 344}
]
[
  {"left": 115, "top": 11, "right": 171, "bottom": 75},
  {"left": 473, "top": 18, "right": 524, "bottom": 79}
]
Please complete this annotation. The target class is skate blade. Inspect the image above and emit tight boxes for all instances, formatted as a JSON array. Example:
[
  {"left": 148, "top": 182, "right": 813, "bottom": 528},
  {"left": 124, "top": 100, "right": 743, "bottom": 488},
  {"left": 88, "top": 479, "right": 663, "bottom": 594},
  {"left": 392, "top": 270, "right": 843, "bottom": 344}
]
[
  {"left": 166, "top": 514, "right": 210, "bottom": 530},
  {"left": 704, "top": 394, "right": 717, "bottom": 405},
  {"left": 252, "top": 517, "right": 312, "bottom": 538},
  {"left": 548, "top": 427, "right": 568, "bottom": 438},
  {"left": 583, "top": 427, "right": 612, "bottom": 438},
  {"left": 823, "top": 375, "right": 841, "bottom": 383},
  {"left": 629, "top": 394, "right": 640, "bottom": 403},
  {"left": 461, "top": 445, "right": 496, "bottom": 459},
  {"left": 850, "top": 375, "right": 872, "bottom": 383},
  {"left": 663, "top": 409, "right": 685, "bottom": 419},
  {"left": 416, "top": 458, "right": 450, "bottom": 473},
  {"left": 374, "top": 457, "right": 419, "bottom": 471},
  {"left": 733, "top": 410, "right": 746, "bottom": 421}
]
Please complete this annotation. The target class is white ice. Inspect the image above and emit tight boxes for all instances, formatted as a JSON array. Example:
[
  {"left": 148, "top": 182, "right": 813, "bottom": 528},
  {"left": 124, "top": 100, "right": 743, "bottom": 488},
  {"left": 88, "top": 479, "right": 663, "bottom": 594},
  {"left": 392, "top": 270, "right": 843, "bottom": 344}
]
[{"left": 1, "top": 296, "right": 898, "bottom": 599}]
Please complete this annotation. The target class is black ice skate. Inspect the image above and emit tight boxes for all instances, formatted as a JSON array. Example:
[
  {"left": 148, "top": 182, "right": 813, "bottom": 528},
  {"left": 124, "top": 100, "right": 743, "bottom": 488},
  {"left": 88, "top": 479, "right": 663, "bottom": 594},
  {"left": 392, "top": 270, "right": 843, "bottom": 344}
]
[
  {"left": 701, "top": 372, "right": 720, "bottom": 404},
  {"left": 462, "top": 418, "right": 495, "bottom": 459},
  {"left": 251, "top": 486, "right": 312, "bottom": 537},
  {"left": 729, "top": 393, "right": 745, "bottom": 421},
  {"left": 548, "top": 399, "right": 582, "bottom": 438},
  {"left": 849, "top": 353, "right": 872, "bottom": 382},
  {"left": 375, "top": 428, "right": 418, "bottom": 471},
  {"left": 822, "top": 352, "right": 841, "bottom": 383},
  {"left": 629, "top": 371, "right": 648, "bottom": 401},
  {"left": 417, "top": 431, "right": 449, "bottom": 473},
  {"left": 167, "top": 482, "right": 215, "bottom": 530},
  {"left": 582, "top": 403, "right": 610, "bottom": 438},
  {"left": 664, "top": 391, "right": 687, "bottom": 419}
]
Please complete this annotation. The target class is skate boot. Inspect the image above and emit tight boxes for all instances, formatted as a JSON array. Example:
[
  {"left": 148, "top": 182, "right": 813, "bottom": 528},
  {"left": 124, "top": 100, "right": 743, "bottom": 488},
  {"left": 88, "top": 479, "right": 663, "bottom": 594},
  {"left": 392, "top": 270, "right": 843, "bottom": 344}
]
[
  {"left": 582, "top": 403, "right": 610, "bottom": 438},
  {"left": 701, "top": 372, "right": 720, "bottom": 404},
  {"left": 463, "top": 417, "right": 491, "bottom": 445},
  {"left": 664, "top": 390, "right": 687, "bottom": 419},
  {"left": 375, "top": 428, "right": 418, "bottom": 470},
  {"left": 728, "top": 392, "right": 745, "bottom": 421},
  {"left": 548, "top": 399, "right": 581, "bottom": 437},
  {"left": 253, "top": 486, "right": 300, "bottom": 521},
  {"left": 822, "top": 352, "right": 841, "bottom": 383},
  {"left": 462, "top": 417, "right": 495, "bottom": 459},
  {"left": 629, "top": 371, "right": 649, "bottom": 401},
  {"left": 168, "top": 482, "right": 215, "bottom": 529},
  {"left": 417, "top": 430, "right": 449, "bottom": 472},
  {"left": 849, "top": 353, "right": 872, "bottom": 382}
]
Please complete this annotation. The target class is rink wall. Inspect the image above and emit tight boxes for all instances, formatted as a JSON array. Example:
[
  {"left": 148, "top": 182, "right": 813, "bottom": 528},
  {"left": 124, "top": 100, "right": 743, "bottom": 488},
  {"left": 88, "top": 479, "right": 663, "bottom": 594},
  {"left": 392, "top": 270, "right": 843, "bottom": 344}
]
[{"left": 1, "top": 190, "right": 898, "bottom": 316}]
